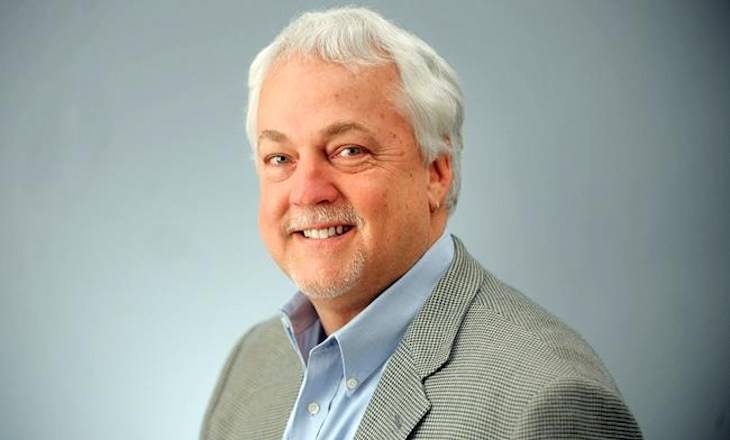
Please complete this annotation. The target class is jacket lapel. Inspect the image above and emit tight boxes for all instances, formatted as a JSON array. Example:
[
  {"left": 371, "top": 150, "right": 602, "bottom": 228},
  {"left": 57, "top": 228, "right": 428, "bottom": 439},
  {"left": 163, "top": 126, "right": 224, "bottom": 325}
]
[
  {"left": 353, "top": 346, "right": 429, "bottom": 440},
  {"left": 354, "top": 236, "right": 484, "bottom": 439}
]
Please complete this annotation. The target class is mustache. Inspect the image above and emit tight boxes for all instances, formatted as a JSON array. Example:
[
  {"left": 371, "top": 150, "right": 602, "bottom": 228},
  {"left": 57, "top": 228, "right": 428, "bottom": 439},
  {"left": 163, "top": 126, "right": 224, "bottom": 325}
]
[{"left": 284, "top": 204, "right": 363, "bottom": 233}]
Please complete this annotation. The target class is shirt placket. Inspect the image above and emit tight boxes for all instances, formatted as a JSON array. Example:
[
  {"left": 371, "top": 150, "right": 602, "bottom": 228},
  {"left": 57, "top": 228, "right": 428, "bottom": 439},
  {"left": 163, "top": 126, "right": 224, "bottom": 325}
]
[{"left": 289, "top": 340, "right": 342, "bottom": 439}]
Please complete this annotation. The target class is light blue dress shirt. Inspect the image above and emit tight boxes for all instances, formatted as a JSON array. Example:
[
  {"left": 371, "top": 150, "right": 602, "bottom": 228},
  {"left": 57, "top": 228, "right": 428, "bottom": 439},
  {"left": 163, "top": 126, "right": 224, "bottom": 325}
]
[{"left": 279, "top": 231, "right": 455, "bottom": 440}]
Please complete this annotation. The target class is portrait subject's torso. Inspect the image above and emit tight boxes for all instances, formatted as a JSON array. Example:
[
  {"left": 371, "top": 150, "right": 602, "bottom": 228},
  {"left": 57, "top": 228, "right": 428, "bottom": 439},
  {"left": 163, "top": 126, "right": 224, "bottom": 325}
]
[{"left": 202, "top": 237, "right": 640, "bottom": 439}]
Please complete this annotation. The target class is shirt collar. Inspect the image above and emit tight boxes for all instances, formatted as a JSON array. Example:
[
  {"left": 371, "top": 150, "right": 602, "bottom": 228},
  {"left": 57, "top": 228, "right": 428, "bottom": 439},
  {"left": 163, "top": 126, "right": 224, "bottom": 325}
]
[
  {"left": 280, "top": 292, "right": 323, "bottom": 366},
  {"left": 280, "top": 230, "right": 455, "bottom": 394}
]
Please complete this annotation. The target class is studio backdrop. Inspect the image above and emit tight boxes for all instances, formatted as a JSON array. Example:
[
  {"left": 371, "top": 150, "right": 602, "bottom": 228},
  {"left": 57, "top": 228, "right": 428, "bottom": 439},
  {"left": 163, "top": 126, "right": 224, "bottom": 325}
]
[{"left": 1, "top": 1, "right": 728, "bottom": 439}]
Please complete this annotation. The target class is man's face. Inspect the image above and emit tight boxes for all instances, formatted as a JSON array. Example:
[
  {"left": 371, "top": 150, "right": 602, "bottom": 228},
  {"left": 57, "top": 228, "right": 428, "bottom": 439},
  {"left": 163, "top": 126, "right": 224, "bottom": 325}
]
[{"left": 256, "top": 56, "right": 441, "bottom": 302}]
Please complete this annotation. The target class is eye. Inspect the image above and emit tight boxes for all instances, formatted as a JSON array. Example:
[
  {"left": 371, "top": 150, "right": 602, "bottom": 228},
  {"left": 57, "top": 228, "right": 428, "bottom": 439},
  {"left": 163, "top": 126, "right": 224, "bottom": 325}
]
[
  {"left": 335, "top": 145, "right": 365, "bottom": 158},
  {"left": 264, "top": 154, "right": 291, "bottom": 166}
]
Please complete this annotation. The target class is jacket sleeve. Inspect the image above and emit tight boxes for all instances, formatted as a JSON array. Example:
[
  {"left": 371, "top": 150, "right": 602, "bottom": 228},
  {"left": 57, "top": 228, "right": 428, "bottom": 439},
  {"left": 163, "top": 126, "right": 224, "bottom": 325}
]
[{"left": 510, "top": 376, "right": 642, "bottom": 439}]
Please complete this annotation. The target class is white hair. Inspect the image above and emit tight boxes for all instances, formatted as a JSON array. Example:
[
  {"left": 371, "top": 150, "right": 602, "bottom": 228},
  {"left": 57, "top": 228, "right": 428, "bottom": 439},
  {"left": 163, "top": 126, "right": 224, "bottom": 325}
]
[{"left": 246, "top": 6, "right": 465, "bottom": 213}]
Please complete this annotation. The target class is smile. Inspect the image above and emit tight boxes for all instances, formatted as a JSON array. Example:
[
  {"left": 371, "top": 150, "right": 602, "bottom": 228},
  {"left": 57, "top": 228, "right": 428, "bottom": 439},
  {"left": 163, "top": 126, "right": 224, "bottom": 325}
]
[{"left": 300, "top": 225, "right": 353, "bottom": 239}]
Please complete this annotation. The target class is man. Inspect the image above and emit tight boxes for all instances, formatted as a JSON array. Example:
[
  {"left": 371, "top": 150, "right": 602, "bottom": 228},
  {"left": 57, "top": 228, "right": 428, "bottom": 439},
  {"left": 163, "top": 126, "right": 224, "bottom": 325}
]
[{"left": 202, "top": 7, "right": 641, "bottom": 440}]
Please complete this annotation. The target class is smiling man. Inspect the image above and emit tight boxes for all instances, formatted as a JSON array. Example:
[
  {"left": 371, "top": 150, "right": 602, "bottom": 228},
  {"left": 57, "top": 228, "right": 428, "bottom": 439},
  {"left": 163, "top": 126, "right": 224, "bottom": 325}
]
[{"left": 201, "top": 7, "right": 641, "bottom": 440}]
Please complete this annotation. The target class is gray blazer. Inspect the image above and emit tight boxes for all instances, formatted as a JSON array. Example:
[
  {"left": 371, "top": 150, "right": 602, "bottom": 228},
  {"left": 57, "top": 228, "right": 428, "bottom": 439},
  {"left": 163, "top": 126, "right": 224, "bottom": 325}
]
[{"left": 202, "top": 237, "right": 642, "bottom": 439}]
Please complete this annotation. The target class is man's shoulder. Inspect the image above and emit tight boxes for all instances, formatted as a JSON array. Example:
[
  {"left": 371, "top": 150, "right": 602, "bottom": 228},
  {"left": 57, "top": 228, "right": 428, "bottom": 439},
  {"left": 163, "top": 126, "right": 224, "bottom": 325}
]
[
  {"left": 429, "top": 238, "right": 614, "bottom": 388},
  {"left": 226, "top": 315, "right": 298, "bottom": 377},
  {"left": 432, "top": 237, "right": 615, "bottom": 388},
  {"left": 453, "top": 263, "right": 618, "bottom": 391},
  {"left": 412, "top": 249, "right": 641, "bottom": 438},
  {"left": 240, "top": 316, "right": 290, "bottom": 350},
  {"left": 201, "top": 316, "right": 300, "bottom": 440}
]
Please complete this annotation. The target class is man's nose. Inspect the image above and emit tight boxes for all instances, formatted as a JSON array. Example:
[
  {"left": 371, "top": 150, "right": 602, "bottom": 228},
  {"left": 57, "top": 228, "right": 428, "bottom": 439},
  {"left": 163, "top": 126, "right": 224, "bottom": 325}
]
[{"left": 289, "top": 156, "right": 339, "bottom": 206}]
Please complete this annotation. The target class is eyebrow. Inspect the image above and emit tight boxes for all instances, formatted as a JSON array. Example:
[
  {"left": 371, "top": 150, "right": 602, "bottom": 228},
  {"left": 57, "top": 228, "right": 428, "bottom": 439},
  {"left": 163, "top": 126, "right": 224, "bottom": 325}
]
[
  {"left": 257, "top": 129, "right": 288, "bottom": 145},
  {"left": 323, "top": 121, "right": 373, "bottom": 138}
]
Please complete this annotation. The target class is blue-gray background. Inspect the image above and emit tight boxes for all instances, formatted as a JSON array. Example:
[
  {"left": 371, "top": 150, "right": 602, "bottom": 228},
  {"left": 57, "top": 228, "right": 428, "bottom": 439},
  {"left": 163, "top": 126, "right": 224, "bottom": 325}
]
[{"left": 1, "top": 1, "right": 728, "bottom": 438}]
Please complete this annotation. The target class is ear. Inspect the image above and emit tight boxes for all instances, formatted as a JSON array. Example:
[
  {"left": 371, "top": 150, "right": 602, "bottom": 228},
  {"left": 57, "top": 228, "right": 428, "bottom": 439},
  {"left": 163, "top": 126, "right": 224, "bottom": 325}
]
[{"left": 427, "top": 153, "right": 453, "bottom": 213}]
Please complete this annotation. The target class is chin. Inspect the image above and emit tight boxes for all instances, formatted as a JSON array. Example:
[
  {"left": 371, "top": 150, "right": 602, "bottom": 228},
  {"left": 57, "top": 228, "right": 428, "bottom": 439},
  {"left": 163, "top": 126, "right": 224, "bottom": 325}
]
[
  {"left": 289, "top": 251, "right": 366, "bottom": 300},
  {"left": 298, "top": 281, "right": 353, "bottom": 300}
]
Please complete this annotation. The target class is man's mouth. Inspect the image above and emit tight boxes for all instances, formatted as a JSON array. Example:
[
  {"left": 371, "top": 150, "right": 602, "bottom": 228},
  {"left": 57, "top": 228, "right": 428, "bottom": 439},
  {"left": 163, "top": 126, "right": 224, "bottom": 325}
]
[{"left": 298, "top": 225, "right": 354, "bottom": 240}]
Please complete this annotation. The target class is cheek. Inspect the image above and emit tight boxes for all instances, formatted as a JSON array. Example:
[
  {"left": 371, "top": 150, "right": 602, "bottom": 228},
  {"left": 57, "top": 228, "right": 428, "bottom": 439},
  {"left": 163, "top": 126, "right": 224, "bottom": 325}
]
[
  {"left": 352, "top": 174, "right": 425, "bottom": 224},
  {"left": 387, "top": 170, "right": 430, "bottom": 210},
  {"left": 258, "top": 183, "right": 288, "bottom": 235},
  {"left": 346, "top": 179, "right": 389, "bottom": 214},
  {"left": 259, "top": 179, "right": 288, "bottom": 211}
]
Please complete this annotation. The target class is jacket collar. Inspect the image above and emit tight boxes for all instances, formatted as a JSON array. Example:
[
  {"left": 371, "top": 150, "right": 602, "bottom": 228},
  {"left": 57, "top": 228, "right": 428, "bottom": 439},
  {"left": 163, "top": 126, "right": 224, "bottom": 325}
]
[
  {"left": 354, "top": 235, "right": 484, "bottom": 439},
  {"left": 403, "top": 235, "right": 485, "bottom": 378}
]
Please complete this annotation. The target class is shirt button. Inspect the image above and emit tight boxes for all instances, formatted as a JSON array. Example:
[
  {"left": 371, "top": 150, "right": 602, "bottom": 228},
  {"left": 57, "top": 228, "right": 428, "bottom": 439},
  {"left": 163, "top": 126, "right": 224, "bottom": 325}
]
[
  {"left": 307, "top": 401, "right": 320, "bottom": 415},
  {"left": 346, "top": 377, "right": 358, "bottom": 390}
]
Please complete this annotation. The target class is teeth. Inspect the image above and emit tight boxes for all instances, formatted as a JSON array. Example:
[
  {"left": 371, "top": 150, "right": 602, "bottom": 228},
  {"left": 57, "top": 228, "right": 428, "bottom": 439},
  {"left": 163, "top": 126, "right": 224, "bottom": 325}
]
[{"left": 302, "top": 226, "right": 350, "bottom": 239}]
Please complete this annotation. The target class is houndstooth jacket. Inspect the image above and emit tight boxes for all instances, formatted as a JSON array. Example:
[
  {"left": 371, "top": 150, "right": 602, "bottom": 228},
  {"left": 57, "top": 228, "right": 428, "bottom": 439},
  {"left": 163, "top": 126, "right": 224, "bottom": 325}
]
[{"left": 201, "top": 236, "right": 642, "bottom": 439}]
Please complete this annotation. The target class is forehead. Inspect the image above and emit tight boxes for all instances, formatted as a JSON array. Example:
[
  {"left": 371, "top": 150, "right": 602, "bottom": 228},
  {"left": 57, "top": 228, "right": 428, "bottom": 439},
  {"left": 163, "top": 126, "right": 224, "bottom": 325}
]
[
  {"left": 263, "top": 54, "right": 401, "bottom": 97},
  {"left": 256, "top": 55, "right": 410, "bottom": 139}
]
